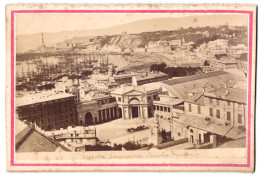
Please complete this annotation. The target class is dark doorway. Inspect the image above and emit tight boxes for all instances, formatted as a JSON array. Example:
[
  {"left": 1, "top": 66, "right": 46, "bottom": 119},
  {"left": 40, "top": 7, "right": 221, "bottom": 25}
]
[
  {"left": 131, "top": 106, "right": 139, "bottom": 118},
  {"left": 148, "top": 106, "right": 152, "bottom": 118},
  {"left": 85, "top": 112, "right": 93, "bottom": 126},
  {"left": 190, "top": 135, "right": 194, "bottom": 143},
  {"left": 118, "top": 108, "right": 122, "bottom": 118},
  {"left": 204, "top": 132, "right": 211, "bottom": 143}
]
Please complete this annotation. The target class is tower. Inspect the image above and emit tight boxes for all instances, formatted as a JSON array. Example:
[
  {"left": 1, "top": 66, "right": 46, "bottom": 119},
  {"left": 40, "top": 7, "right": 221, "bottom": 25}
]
[{"left": 41, "top": 33, "right": 45, "bottom": 47}]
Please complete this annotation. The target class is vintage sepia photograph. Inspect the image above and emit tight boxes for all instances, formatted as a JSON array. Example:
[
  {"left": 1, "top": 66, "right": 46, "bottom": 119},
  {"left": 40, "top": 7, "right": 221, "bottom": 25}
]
[{"left": 5, "top": 4, "right": 256, "bottom": 172}]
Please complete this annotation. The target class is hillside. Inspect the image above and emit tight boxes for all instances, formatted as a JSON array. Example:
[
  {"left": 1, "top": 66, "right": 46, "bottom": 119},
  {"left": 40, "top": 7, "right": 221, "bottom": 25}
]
[
  {"left": 107, "top": 35, "right": 142, "bottom": 49},
  {"left": 16, "top": 15, "right": 248, "bottom": 53}
]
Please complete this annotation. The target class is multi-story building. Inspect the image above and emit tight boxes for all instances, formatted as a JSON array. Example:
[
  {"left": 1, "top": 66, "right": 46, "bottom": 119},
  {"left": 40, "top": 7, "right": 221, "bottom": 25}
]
[
  {"left": 227, "top": 44, "right": 247, "bottom": 58},
  {"left": 147, "top": 71, "right": 244, "bottom": 144},
  {"left": 16, "top": 92, "right": 78, "bottom": 131},
  {"left": 210, "top": 57, "right": 237, "bottom": 70},
  {"left": 153, "top": 91, "right": 184, "bottom": 120},
  {"left": 171, "top": 87, "right": 247, "bottom": 146},
  {"left": 110, "top": 73, "right": 136, "bottom": 86}
]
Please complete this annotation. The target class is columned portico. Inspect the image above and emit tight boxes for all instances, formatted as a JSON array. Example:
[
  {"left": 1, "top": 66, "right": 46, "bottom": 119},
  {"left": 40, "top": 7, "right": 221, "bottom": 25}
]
[
  {"left": 120, "top": 104, "right": 148, "bottom": 119},
  {"left": 110, "top": 85, "right": 161, "bottom": 120}
]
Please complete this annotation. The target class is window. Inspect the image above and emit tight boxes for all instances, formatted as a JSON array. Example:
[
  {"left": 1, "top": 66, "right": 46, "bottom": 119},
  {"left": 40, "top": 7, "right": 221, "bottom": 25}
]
[
  {"left": 164, "top": 107, "right": 167, "bottom": 112},
  {"left": 209, "top": 108, "right": 213, "bottom": 116},
  {"left": 198, "top": 105, "right": 201, "bottom": 114},
  {"left": 160, "top": 106, "right": 163, "bottom": 111},
  {"left": 147, "top": 96, "right": 151, "bottom": 101},
  {"left": 168, "top": 107, "right": 170, "bottom": 112},
  {"left": 238, "top": 114, "right": 242, "bottom": 124},
  {"left": 209, "top": 98, "right": 213, "bottom": 105},
  {"left": 216, "top": 109, "right": 220, "bottom": 118},
  {"left": 118, "top": 97, "right": 121, "bottom": 102},
  {"left": 227, "top": 101, "right": 231, "bottom": 106},
  {"left": 238, "top": 103, "right": 243, "bottom": 110},
  {"left": 189, "top": 104, "right": 192, "bottom": 112},
  {"left": 178, "top": 132, "right": 181, "bottom": 136},
  {"left": 216, "top": 100, "right": 220, "bottom": 106},
  {"left": 227, "top": 111, "right": 231, "bottom": 121},
  {"left": 153, "top": 95, "right": 157, "bottom": 99}
]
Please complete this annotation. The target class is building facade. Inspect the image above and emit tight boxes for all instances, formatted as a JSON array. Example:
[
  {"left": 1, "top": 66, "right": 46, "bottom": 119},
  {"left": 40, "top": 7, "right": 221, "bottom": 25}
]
[
  {"left": 110, "top": 85, "right": 161, "bottom": 119},
  {"left": 77, "top": 93, "right": 119, "bottom": 126},
  {"left": 171, "top": 87, "right": 247, "bottom": 146},
  {"left": 110, "top": 73, "right": 136, "bottom": 86},
  {"left": 16, "top": 92, "right": 78, "bottom": 131}
]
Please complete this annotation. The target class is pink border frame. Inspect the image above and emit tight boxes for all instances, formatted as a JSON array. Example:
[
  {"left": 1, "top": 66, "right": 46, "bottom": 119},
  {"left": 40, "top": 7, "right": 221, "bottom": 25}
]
[{"left": 10, "top": 9, "right": 254, "bottom": 168}]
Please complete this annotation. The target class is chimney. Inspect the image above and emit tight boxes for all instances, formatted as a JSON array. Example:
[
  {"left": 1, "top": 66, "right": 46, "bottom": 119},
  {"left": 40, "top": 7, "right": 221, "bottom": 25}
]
[{"left": 225, "top": 89, "right": 229, "bottom": 97}]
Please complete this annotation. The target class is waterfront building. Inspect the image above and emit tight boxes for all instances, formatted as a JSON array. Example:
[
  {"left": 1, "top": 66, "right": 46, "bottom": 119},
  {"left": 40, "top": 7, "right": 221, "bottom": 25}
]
[
  {"left": 110, "top": 73, "right": 136, "bottom": 86},
  {"left": 56, "top": 42, "right": 73, "bottom": 52},
  {"left": 132, "top": 72, "right": 169, "bottom": 86},
  {"left": 16, "top": 91, "right": 78, "bottom": 131}
]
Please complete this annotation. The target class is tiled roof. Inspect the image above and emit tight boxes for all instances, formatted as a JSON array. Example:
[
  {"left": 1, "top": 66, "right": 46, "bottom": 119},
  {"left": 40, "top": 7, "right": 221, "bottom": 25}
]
[
  {"left": 225, "top": 127, "right": 246, "bottom": 139},
  {"left": 185, "top": 93, "right": 205, "bottom": 106},
  {"left": 163, "top": 71, "right": 227, "bottom": 85},
  {"left": 134, "top": 72, "right": 168, "bottom": 82},
  {"left": 174, "top": 115, "right": 246, "bottom": 139},
  {"left": 204, "top": 88, "right": 247, "bottom": 103},
  {"left": 16, "top": 91, "right": 75, "bottom": 107},
  {"left": 161, "top": 71, "right": 237, "bottom": 100},
  {"left": 113, "top": 73, "right": 135, "bottom": 79},
  {"left": 15, "top": 120, "right": 70, "bottom": 152},
  {"left": 175, "top": 116, "right": 227, "bottom": 136}
]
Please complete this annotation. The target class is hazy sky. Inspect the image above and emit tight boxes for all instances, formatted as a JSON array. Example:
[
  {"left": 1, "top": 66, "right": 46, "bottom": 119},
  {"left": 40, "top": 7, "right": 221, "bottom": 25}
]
[{"left": 16, "top": 13, "right": 248, "bottom": 35}]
